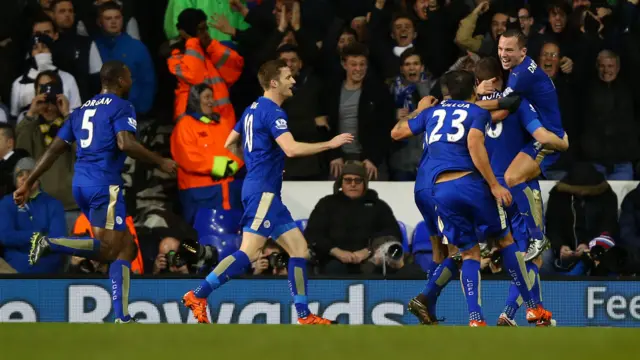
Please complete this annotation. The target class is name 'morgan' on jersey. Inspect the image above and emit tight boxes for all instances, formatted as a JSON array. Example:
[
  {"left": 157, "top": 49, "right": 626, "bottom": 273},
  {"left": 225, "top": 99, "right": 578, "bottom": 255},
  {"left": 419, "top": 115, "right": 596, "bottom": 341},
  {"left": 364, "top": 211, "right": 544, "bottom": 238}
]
[
  {"left": 57, "top": 93, "right": 137, "bottom": 187},
  {"left": 234, "top": 96, "right": 290, "bottom": 196},
  {"left": 409, "top": 99, "right": 492, "bottom": 191},
  {"left": 504, "top": 56, "right": 564, "bottom": 138}
]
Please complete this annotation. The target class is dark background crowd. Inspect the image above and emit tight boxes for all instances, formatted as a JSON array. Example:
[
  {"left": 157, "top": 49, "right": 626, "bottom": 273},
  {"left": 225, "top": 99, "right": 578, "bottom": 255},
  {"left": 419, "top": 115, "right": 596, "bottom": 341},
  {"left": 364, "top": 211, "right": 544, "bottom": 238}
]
[{"left": 0, "top": 0, "right": 640, "bottom": 278}]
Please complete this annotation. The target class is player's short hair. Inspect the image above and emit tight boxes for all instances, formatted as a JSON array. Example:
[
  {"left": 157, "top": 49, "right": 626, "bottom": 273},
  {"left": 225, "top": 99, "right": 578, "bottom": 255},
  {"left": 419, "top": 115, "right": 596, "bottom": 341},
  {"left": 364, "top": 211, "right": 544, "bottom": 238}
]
[
  {"left": 501, "top": 29, "right": 528, "bottom": 49},
  {"left": 475, "top": 57, "right": 502, "bottom": 82},
  {"left": 100, "top": 60, "right": 129, "bottom": 87},
  {"left": 340, "top": 42, "right": 369, "bottom": 62},
  {"left": 440, "top": 70, "right": 475, "bottom": 101},
  {"left": 0, "top": 123, "right": 15, "bottom": 141},
  {"left": 51, "top": 0, "right": 73, "bottom": 11},
  {"left": 399, "top": 47, "right": 422, "bottom": 65},
  {"left": 258, "top": 59, "right": 288, "bottom": 91},
  {"left": 98, "top": 0, "right": 123, "bottom": 16}
]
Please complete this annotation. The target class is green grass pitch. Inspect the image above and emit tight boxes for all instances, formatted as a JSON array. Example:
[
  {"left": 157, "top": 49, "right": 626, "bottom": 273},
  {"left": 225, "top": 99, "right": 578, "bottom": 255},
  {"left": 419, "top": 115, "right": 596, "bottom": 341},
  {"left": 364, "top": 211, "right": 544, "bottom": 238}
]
[{"left": 0, "top": 324, "right": 636, "bottom": 360}]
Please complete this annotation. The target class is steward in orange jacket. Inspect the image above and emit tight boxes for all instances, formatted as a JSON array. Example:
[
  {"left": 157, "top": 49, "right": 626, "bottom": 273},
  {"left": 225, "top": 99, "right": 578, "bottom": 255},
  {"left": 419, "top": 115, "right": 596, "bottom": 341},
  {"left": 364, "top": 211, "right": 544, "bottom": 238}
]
[
  {"left": 73, "top": 214, "right": 144, "bottom": 274},
  {"left": 171, "top": 83, "right": 244, "bottom": 225},
  {"left": 167, "top": 8, "right": 244, "bottom": 122}
]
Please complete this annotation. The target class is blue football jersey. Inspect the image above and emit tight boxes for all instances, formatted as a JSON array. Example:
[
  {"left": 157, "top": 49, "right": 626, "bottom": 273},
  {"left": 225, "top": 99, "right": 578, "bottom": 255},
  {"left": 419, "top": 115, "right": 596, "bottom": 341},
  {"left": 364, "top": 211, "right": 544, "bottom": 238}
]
[
  {"left": 484, "top": 93, "right": 543, "bottom": 177},
  {"left": 504, "top": 56, "right": 564, "bottom": 138},
  {"left": 58, "top": 93, "right": 136, "bottom": 187},
  {"left": 409, "top": 100, "right": 491, "bottom": 191},
  {"left": 234, "top": 97, "right": 290, "bottom": 197}
]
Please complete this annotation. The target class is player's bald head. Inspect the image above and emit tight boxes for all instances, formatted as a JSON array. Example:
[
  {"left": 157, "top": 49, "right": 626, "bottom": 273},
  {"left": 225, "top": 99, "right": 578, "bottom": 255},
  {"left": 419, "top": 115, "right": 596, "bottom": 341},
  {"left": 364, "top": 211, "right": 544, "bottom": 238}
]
[
  {"left": 440, "top": 70, "right": 475, "bottom": 101},
  {"left": 100, "top": 60, "right": 130, "bottom": 87}
]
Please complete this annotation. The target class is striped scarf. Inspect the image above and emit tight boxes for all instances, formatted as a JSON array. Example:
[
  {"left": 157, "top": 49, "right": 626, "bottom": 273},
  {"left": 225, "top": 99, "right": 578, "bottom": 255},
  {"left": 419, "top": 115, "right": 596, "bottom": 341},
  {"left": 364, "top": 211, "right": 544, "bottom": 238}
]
[{"left": 392, "top": 72, "right": 427, "bottom": 111}]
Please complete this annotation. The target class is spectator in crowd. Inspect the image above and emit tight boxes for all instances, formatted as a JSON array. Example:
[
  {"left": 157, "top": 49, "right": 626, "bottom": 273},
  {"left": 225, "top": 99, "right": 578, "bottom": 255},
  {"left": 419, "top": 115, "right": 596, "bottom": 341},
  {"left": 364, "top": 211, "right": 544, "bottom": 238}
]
[
  {"left": 618, "top": 183, "right": 640, "bottom": 254},
  {"left": 167, "top": 8, "right": 244, "bottom": 123},
  {"left": 76, "top": 0, "right": 140, "bottom": 40},
  {"left": 0, "top": 123, "right": 29, "bottom": 198},
  {"left": 10, "top": 33, "right": 81, "bottom": 123},
  {"left": 517, "top": 5, "right": 536, "bottom": 37},
  {"left": 49, "top": 0, "right": 92, "bottom": 100},
  {"left": 164, "top": 0, "right": 250, "bottom": 43},
  {"left": 152, "top": 236, "right": 189, "bottom": 275},
  {"left": 305, "top": 161, "right": 402, "bottom": 275},
  {"left": 322, "top": 42, "right": 394, "bottom": 180},
  {"left": 15, "top": 70, "right": 78, "bottom": 231},
  {"left": 537, "top": 40, "right": 579, "bottom": 180},
  {"left": 252, "top": 241, "right": 288, "bottom": 275},
  {"left": 581, "top": 50, "right": 639, "bottom": 180},
  {"left": 0, "top": 157, "right": 65, "bottom": 274},
  {"left": 90, "top": 1, "right": 156, "bottom": 115},
  {"left": 170, "top": 83, "right": 243, "bottom": 225},
  {"left": 388, "top": 48, "right": 434, "bottom": 181},
  {"left": 542, "top": 163, "right": 619, "bottom": 275},
  {"left": 455, "top": 1, "right": 508, "bottom": 57},
  {"left": 316, "top": 26, "right": 357, "bottom": 80}
]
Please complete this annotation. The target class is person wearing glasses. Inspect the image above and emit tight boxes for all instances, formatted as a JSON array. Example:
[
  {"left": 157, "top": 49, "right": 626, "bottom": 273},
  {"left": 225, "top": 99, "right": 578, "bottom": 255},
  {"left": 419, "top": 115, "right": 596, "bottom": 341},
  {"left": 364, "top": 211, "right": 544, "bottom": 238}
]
[{"left": 304, "top": 161, "right": 403, "bottom": 275}]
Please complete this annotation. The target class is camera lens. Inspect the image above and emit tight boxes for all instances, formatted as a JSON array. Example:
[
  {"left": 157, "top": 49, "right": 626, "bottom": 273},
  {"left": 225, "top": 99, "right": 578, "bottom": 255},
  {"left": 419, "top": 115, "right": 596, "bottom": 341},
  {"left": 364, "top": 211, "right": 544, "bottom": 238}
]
[{"left": 386, "top": 244, "right": 403, "bottom": 261}]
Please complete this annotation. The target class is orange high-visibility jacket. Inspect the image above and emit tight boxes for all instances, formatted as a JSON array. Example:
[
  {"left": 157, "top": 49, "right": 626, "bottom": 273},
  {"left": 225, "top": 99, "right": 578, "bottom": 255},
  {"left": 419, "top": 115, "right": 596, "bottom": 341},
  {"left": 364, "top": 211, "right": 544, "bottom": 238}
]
[
  {"left": 73, "top": 214, "right": 144, "bottom": 275},
  {"left": 167, "top": 38, "right": 244, "bottom": 122},
  {"left": 170, "top": 113, "right": 244, "bottom": 209}
]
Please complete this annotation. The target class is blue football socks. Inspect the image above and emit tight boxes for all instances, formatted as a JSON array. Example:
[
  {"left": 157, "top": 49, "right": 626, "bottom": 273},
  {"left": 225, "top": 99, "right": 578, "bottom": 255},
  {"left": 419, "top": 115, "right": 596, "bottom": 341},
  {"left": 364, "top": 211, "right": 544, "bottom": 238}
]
[
  {"left": 48, "top": 236, "right": 101, "bottom": 258},
  {"left": 461, "top": 259, "right": 483, "bottom": 322},
  {"left": 109, "top": 259, "right": 132, "bottom": 322},
  {"left": 288, "top": 257, "right": 311, "bottom": 319},
  {"left": 194, "top": 250, "right": 251, "bottom": 299}
]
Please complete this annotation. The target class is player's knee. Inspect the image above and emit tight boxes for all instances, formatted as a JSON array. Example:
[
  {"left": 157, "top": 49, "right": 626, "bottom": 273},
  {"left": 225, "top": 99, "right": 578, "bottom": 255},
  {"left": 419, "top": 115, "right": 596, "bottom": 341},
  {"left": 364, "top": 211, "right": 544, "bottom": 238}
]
[
  {"left": 461, "top": 244, "right": 481, "bottom": 261},
  {"left": 495, "top": 233, "right": 515, "bottom": 249},
  {"left": 504, "top": 172, "right": 523, "bottom": 188}
]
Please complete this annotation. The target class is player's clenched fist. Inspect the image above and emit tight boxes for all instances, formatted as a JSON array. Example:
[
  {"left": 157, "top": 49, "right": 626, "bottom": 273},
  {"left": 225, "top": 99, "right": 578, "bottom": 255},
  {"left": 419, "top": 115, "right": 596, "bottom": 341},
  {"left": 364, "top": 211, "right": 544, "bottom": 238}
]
[
  {"left": 417, "top": 95, "right": 438, "bottom": 111},
  {"left": 328, "top": 133, "right": 354, "bottom": 149},
  {"left": 490, "top": 184, "right": 512, "bottom": 207}
]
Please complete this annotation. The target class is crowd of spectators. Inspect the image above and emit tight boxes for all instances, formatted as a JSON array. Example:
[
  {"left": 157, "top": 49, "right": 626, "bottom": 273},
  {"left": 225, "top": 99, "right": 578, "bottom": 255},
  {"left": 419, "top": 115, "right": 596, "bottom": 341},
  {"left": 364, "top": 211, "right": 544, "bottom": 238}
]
[{"left": 0, "top": 0, "right": 639, "bottom": 278}]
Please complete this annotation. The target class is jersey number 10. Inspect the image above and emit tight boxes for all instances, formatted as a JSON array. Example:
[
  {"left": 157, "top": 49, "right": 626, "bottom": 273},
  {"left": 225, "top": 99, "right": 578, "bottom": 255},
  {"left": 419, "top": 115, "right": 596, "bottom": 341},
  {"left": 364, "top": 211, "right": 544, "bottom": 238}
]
[
  {"left": 244, "top": 114, "right": 254, "bottom": 152},
  {"left": 428, "top": 109, "right": 468, "bottom": 145}
]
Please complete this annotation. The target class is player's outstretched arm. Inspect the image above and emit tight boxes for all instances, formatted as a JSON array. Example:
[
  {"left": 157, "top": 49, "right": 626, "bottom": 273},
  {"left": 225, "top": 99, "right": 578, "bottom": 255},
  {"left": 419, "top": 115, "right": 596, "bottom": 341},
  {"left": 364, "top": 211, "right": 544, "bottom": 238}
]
[
  {"left": 116, "top": 131, "right": 177, "bottom": 174},
  {"left": 224, "top": 130, "right": 244, "bottom": 161},
  {"left": 14, "top": 137, "right": 69, "bottom": 206},
  {"left": 390, "top": 120, "right": 414, "bottom": 141},
  {"left": 275, "top": 132, "right": 354, "bottom": 158},
  {"left": 467, "top": 128, "right": 512, "bottom": 207},
  {"left": 531, "top": 128, "right": 569, "bottom": 151}
]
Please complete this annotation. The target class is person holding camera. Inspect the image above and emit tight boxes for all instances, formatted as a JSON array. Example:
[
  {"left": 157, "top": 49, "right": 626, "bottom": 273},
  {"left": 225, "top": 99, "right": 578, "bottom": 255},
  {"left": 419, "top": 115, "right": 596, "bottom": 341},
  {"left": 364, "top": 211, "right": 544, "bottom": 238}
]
[
  {"left": 153, "top": 237, "right": 190, "bottom": 275},
  {"left": 15, "top": 70, "right": 79, "bottom": 232},
  {"left": 305, "top": 161, "right": 403, "bottom": 275},
  {"left": 252, "top": 242, "right": 289, "bottom": 276}
]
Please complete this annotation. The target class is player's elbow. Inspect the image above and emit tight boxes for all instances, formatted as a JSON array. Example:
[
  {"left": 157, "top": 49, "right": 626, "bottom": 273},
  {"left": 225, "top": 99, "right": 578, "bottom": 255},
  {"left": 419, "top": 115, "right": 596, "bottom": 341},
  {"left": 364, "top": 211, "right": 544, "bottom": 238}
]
[
  {"left": 390, "top": 128, "right": 404, "bottom": 141},
  {"left": 281, "top": 143, "right": 297, "bottom": 158},
  {"left": 116, "top": 132, "right": 134, "bottom": 152}
]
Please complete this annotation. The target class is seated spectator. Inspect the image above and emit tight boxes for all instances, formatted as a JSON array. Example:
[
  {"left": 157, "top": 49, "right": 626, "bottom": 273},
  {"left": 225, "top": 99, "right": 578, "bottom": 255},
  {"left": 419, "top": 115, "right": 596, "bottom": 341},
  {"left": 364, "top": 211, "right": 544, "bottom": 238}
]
[
  {"left": 304, "top": 161, "right": 402, "bottom": 275},
  {"left": 16, "top": 70, "right": 78, "bottom": 232},
  {"left": 322, "top": 43, "right": 394, "bottom": 180},
  {"left": 89, "top": 1, "right": 156, "bottom": 115},
  {"left": 0, "top": 157, "right": 65, "bottom": 273},
  {"left": 0, "top": 123, "right": 29, "bottom": 198},
  {"left": 542, "top": 163, "right": 619, "bottom": 275},
  {"left": 76, "top": 0, "right": 140, "bottom": 40},
  {"left": 252, "top": 241, "right": 288, "bottom": 275},
  {"left": 11, "top": 33, "right": 81, "bottom": 123},
  {"left": 455, "top": 1, "right": 508, "bottom": 57},
  {"left": 581, "top": 50, "right": 638, "bottom": 180},
  {"left": 167, "top": 8, "right": 244, "bottom": 122},
  {"left": 388, "top": 48, "right": 435, "bottom": 181},
  {"left": 152, "top": 236, "right": 189, "bottom": 275},
  {"left": 170, "top": 84, "right": 243, "bottom": 225}
]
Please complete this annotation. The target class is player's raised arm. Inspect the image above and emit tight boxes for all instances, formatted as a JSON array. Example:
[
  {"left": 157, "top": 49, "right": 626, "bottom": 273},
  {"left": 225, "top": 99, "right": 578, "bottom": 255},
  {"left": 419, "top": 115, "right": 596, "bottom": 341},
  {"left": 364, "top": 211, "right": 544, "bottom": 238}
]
[
  {"left": 467, "top": 128, "right": 512, "bottom": 207},
  {"left": 276, "top": 132, "right": 354, "bottom": 158},
  {"left": 391, "top": 96, "right": 438, "bottom": 140},
  {"left": 13, "top": 137, "right": 69, "bottom": 206},
  {"left": 116, "top": 131, "right": 177, "bottom": 174}
]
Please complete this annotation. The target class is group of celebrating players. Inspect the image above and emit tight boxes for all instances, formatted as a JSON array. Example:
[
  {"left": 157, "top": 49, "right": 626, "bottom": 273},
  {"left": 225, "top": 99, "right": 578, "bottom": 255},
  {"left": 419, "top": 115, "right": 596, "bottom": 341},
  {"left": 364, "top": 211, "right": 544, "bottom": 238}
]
[{"left": 14, "top": 27, "right": 566, "bottom": 327}]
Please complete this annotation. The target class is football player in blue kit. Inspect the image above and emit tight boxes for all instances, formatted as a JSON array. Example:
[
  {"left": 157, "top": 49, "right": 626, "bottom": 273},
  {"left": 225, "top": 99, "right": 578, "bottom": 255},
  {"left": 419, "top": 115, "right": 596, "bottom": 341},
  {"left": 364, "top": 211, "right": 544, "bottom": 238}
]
[
  {"left": 182, "top": 59, "right": 353, "bottom": 324},
  {"left": 476, "top": 57, "right": 566, "bottom": 326},
  {"left": 476, "top": 29, "right": 568, "bottom": 262},
  {"left": 14, "top": 61, "right": 177, "bottom": 323},
  {"left": 391, "top": 70, "right": 552, "bottom": 326}
]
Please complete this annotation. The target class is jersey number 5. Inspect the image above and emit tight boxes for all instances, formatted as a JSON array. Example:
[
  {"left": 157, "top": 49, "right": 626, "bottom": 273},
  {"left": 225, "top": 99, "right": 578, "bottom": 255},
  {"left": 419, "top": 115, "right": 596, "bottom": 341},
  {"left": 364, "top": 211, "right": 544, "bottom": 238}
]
[
  {"left": 244, "top": 114, "right": 253, "bottom": 152},
  {"left": 428, "top": 109, "right": 468, "bottom": 144},
  {"left": 80, "top": 109, "right": 96, "bottom": 148}
]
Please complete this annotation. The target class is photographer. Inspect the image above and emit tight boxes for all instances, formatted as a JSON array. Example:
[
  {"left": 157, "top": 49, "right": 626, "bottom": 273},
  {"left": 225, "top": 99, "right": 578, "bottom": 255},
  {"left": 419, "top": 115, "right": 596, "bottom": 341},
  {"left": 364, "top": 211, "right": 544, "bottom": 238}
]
[
  {"left": 252, "top": 241, "right": 289, "bottom": 276},
  {"left": 305, "top": 161, "right": 402, "bottom": 275},
  {"left": 153, "top": 237, "right": 190, "bottom": 275},
  {"left": 15, "top": 70, "right": 79, "bottom": 232}
]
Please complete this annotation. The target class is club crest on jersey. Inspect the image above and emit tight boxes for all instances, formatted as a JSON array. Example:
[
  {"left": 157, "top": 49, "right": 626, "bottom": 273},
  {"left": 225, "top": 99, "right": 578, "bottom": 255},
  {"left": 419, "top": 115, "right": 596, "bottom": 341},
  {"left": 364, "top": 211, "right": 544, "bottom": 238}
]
[
  {"left": 128, "top": 117, "right": 137, "bottom": 129},
  {"left": 275, "top": 118, "right": 287, "bottom": 130}
]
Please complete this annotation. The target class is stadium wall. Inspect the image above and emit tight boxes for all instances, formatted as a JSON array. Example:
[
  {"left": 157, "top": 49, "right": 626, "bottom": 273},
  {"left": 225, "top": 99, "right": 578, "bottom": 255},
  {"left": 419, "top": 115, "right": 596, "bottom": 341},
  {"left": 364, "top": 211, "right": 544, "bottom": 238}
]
[
  {"left": 281, "top": 181, "right": 639, "bottom": 235},
  {"left": 1, "top": 278, "right": 640, "bottom": 326}
]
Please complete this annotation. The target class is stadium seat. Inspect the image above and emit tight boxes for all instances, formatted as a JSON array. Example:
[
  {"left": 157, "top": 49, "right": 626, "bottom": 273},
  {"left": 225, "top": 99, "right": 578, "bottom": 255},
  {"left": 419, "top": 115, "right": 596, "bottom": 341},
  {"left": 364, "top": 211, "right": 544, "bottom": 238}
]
[
  {"left": 193, "top": 208, "right": 243, "bottom": 259},
  {"left": 411, "top": 221, "right": 433, "bottom": 253},
  {"left": 397, "top": 221, "right": 410, "bottom": 253},
  {"left": 295, "top": 219, "right": 308, "bottom": 232}
]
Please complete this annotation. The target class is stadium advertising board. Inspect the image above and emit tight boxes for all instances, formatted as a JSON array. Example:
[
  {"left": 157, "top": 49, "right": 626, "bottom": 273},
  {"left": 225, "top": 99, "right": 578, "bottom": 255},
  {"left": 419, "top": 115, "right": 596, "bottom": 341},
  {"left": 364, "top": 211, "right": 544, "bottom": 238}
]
[{"left": 1, "top": 279, "right": 640, "bottom": 326}]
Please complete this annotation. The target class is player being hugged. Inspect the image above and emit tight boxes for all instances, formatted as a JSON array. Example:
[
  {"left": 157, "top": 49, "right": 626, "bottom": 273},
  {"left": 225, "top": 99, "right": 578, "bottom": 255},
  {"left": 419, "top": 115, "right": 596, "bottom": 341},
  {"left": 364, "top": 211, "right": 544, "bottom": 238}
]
[
  {"left": 14, "top": 61, "right": 177, "bottom": 323},
  {"left": 182, "top": 59, "right": 353, "bottom": 324},
  {"left": 476, "top": 29, "right": 569, "bottom": 261},
  {"left": 391, "top": 71, "right": 552, "bottom": 326}
]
